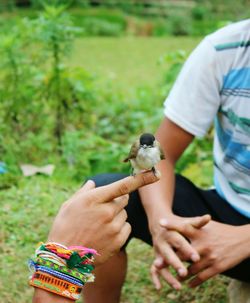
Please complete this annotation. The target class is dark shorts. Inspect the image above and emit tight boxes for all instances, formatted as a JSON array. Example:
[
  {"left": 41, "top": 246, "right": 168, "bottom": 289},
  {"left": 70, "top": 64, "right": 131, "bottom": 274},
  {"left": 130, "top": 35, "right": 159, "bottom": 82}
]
[{"left": 90, "top": 173, "right": 250, "bottom": 282}]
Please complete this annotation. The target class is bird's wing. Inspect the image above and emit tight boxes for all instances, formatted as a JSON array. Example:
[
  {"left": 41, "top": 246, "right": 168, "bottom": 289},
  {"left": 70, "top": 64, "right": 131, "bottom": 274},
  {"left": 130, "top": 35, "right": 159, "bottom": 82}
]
[
  {"left": 156, "top": 140, "right": 165, "bottom": 160},
  {"left": 123, "top": 140, "right": 139, "bottom": 162}
]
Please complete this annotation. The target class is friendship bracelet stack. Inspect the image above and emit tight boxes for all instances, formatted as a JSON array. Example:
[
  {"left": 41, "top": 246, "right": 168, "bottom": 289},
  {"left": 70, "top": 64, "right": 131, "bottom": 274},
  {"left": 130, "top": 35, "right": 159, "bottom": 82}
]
[{"left": 28, "top": 242, "right": 98, "bottom": 301}]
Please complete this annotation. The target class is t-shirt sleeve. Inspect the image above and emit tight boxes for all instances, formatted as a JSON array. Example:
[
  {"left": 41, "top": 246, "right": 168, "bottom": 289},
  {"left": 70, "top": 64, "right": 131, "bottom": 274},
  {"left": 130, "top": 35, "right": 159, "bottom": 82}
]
[{"left": 164, "top": 37, "right": 222, "bottom": 138}]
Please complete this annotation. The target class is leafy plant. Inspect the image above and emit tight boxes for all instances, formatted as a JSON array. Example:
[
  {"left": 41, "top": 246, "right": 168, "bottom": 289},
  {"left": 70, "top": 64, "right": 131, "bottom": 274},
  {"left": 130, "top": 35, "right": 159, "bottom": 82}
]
[
  {"left": 28, "top": 3, "right": 85, "bottom": 149},
  {"left": 0, "top": 19, "right": 42, "bottom": 132},
  {"left": 158, "top": 49, "right": 187, "bottom": 97},
  {"left": 168, "top": 14, "right": 192, "bottom": 36}
]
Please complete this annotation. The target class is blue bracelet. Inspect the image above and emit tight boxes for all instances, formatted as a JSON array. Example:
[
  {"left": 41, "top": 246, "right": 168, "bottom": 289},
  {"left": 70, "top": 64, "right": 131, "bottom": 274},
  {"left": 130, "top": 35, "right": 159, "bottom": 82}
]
[{"left": 35, "top": 265, "right": 84, "bottom": 286}]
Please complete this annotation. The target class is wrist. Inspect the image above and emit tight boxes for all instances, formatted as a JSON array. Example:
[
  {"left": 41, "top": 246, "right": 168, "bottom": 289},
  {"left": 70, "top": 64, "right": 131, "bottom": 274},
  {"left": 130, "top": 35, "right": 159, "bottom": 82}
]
[
  {"left": 148, "top": 210, "right": 174, "bottom": 237},
  {"left": 234, "top": 224, "right": 250, "bottom": 259},
  {"left": 33, "top": 289, "right": 72, "bottom": 303},
  {"left": 238, "top": 224, "right": 250, "bottom": 258}
]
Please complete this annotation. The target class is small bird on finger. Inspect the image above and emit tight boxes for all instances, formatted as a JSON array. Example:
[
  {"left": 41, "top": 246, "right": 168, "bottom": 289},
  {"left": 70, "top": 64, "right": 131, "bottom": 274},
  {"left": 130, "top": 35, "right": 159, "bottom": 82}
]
[{"left": 123, "top": 133, "right": 165, "bottom": 176}]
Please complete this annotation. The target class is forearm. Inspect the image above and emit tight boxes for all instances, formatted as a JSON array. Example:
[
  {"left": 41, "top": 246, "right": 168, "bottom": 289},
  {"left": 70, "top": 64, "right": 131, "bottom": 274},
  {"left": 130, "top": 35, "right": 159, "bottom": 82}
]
[
  {"left": 33, "top": 289, "right": 72, "bottom": 303},
  {"left": 239, "top": 224, "right": 250, "bottom": 258},
  {"left": 139, "top": 117, "right": 194, "bottom": 235},
  {"left": 139, "top": 159, "right": 175, "bottom": 233}
]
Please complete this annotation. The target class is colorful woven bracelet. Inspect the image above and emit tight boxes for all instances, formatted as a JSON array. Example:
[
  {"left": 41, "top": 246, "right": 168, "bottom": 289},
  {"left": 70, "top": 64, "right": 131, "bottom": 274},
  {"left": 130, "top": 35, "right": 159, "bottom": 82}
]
[
  {"left": 36, "top": 250, "right": 66, "bottom": 266},
  {"left": 29, "top": 242, "right": 98, "bottom": 300},
  {"left": 35, "top": 265, "right": 84, "bottom": 286},
  {"left": 30, "top": 270, "right": 82, "bottom": 301},
  {"left": 35, "top": 257, "right": 90, "bottom": 281}
]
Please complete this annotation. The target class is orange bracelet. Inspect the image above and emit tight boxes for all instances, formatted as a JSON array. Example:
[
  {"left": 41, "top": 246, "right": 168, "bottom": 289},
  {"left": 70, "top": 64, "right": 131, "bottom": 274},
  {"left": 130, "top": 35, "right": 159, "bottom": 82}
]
[{"left": 29, "top": 271, "right": 82, "bottom": 301}]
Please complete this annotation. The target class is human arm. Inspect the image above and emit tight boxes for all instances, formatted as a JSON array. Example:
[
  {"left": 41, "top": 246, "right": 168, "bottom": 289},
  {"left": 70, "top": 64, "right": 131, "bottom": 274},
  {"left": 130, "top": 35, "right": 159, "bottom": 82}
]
[
  {"left": 32, "top": 171, "right": 159, "bottom": 303},
  {"left": 139, "top": 117, "right": 211, "bottom": 288},
  {"left": 33, "top": 289, "right": 72, "bottom": 303},
  {"left": 140, "top": 36, "right": 222, "bottom": 288},
  {"left": 140, "top": 117, "right": 194, "bottom": 228}
]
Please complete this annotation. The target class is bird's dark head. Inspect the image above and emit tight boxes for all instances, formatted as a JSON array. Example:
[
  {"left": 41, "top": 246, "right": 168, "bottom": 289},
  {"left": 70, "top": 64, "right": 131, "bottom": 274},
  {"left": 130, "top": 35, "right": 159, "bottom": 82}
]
[{"left": 139, "top": 133, "right": 155, "bottom": 148}]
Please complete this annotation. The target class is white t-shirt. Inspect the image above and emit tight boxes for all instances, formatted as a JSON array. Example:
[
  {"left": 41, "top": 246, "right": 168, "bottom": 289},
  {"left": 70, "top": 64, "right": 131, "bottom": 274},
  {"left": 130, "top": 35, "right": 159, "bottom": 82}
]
[{"left": 164, "top": 19, "right": 250, "bottom": 218}]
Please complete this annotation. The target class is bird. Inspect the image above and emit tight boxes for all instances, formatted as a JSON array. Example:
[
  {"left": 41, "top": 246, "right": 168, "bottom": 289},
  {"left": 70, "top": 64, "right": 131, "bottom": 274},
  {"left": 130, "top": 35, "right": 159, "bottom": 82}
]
[{"left": 123, "top": 133, "right": 165, "bottom": 176}]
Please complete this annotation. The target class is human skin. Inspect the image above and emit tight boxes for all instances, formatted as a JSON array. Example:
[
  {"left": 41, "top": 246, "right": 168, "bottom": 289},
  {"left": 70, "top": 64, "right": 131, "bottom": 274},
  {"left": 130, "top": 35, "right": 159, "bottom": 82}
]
[
  {"left": 81, "top": 117, "right": 212, "bottom": 303},
  {"left": 139, "top": 117, "right": 204, "bottom": 288},
  {"left": 140, "top": 117, "right": 250, "bottom": 289},
  {"left": 32, "top": 172, "right": 160, "bottom": 303},
  {"left": 151, "top": 219, "right": 250, "bottom": 288}
]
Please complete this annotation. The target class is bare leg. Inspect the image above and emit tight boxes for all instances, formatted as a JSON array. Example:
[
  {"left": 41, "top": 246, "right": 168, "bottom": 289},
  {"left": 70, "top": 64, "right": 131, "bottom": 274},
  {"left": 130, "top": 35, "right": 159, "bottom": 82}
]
[{"left": 83, "top": 250, "right": 127, "bottom": 303}]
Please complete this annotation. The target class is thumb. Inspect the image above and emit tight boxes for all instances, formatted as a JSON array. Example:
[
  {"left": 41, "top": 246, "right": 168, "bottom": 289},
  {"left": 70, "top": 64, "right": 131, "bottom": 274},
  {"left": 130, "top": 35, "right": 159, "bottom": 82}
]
[
  {"left": 80, "top": 180, "right": 96, "bottom": 192},
  {"left": 159, "top": 214, "right": 211, "bottom": 238},
  {"left": 189, "top": 214, "right": 211, "bottom": 228}
]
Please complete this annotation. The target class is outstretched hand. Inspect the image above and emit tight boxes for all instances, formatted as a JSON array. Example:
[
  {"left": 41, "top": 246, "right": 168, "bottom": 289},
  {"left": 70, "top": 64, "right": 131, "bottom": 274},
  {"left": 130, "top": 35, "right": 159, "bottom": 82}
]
[{"left": 48, "top": 171, "right": 160, "bottom": 265}]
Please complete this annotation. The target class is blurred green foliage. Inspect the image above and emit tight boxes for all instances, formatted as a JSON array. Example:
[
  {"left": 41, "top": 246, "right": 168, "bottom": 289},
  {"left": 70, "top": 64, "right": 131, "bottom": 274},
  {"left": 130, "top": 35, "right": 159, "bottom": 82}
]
[
  {"left": 0, "top": 4, "right": 222, "bottom": 303},
  {"left": 0, "top": 0, "right": 249, "bottom": 37},
  {"left": 0, "top": 3, "right": 214, "bottom": 185}
]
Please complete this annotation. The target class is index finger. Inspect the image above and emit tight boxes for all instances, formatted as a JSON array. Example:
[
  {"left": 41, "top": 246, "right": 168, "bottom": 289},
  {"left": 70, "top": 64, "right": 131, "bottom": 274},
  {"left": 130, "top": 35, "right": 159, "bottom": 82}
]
[{"left": 88, "top": 171, "right": 160, "bottom": 203}]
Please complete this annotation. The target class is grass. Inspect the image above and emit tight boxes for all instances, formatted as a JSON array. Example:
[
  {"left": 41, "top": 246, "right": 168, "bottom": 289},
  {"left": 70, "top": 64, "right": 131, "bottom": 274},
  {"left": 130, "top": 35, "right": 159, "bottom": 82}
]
[
  {"left": 0, "top": 36, "right": 230, "bottom": 303},
  {"left": 70, "top": 36, "right": 201, "bottom": 94}
]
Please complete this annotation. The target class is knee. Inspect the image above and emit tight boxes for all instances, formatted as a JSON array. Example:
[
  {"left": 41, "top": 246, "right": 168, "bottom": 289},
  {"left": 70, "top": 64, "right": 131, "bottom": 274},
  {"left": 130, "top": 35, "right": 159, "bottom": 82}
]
[{"left": 86, "top": 173, "right": 128, "bottom": 187}]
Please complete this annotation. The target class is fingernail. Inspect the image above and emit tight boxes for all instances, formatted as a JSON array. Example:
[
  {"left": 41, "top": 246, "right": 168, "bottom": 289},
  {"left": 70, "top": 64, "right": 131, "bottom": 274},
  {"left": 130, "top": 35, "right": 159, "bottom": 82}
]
[
  {"left": 85, "top": 179, "right": 95, "bottom": 186},
  {"left": 191, "top": 253, "right": 200, "bottom": 262},
  {"left": 159, "top": 218, "right": 168, "bottom": 226},
  {"left": 173, "top": 283, "right": 181, "bottom": 290},
  {"left": 154, "top": 258, "right": 163, "bottom": 267},
  {"left": 178, "top": 268, "right": 186, "bottom": 277}
]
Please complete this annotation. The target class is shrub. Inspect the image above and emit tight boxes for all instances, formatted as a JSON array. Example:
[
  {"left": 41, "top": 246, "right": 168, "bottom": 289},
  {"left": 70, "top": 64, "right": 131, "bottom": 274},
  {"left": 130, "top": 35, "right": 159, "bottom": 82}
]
[
  {"left": 81, "top": 17, "right": 124, "bottom": 36},
  {"left": 191, "top": 5, "right": 210, "bottom": 21},
  {"left": 168, "top": 14, "right": 192, "bottom": 36}
]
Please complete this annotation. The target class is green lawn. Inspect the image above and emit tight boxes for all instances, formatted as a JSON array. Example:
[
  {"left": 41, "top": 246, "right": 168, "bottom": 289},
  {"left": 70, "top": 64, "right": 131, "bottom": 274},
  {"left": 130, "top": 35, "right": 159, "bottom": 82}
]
[
  {"left": 0, "top": 36, "right": 229, "bottom": 303},
  {"left": 70, "top": 36, "right": 201, "bottom": 93}
]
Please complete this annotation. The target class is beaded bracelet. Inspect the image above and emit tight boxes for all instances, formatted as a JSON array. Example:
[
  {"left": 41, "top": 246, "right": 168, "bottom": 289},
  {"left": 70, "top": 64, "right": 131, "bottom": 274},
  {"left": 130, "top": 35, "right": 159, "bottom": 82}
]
[{"left": 29, "top": 242, "right": 98, "bottom": 301}]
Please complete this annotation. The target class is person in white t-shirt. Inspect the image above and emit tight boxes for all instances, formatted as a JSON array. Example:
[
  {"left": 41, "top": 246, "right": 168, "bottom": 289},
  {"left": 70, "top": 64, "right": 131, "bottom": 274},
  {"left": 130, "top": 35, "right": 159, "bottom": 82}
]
[{"left": 83, "top": 20, "right": 250, "bottom": 303}]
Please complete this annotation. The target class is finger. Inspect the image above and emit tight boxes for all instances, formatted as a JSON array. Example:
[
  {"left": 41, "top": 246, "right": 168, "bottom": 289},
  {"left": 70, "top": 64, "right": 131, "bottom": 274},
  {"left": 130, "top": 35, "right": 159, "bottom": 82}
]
[
  {"left": 74, "top": 180, "right": 96, "bottom": 198},
  {"left": 160, "top": 268, "right": 182, "bottom": 290},
  {"left": 189, "top": 215, "right": 211, "bottom": 228},
  {"left": 189, "top": 267, "right": 216, "bottom": 288},
  {"left": 81, "top": 180, "right": 96, "bottom": 191},
  {"left": 88, "top": 171, "right": 159, "bottom": 203},
  {"left": 178, "top": 260, "right": 209, "bottom": 282},
  {"left": 111, "top": 195, "right": 129, "bottom": 215},
  {"left": 153, "top": 255, "right": 165, "bottom": 269},
  {"left": 151, "top": 264, "right": 162, "bottom": 290},
  {"left": 111, "top": 209, "right": 128, "bottom": 232},
  {"left": 159, "top": 242, "right": 188, "bottom": 277},
  {"left": 63, "top": 180, "right": 96, "bottom": 207},
  {"left": 159, "top": 215, "right": 211, "bottom": 238},
  {"left": 113, "top": 194, "right": 129, "bottom": 207},
  {"left": 159, "top": 218, "right": 196, "bottom": 238},
  {"left": 114, "top": 222, "right": 131, "bottom": 250},
  {"left": 187, "top": 258, "right": 211, "bottom": 277},
  {"left": 169, "top": 232, "right": 200, "bottom": 263}
]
